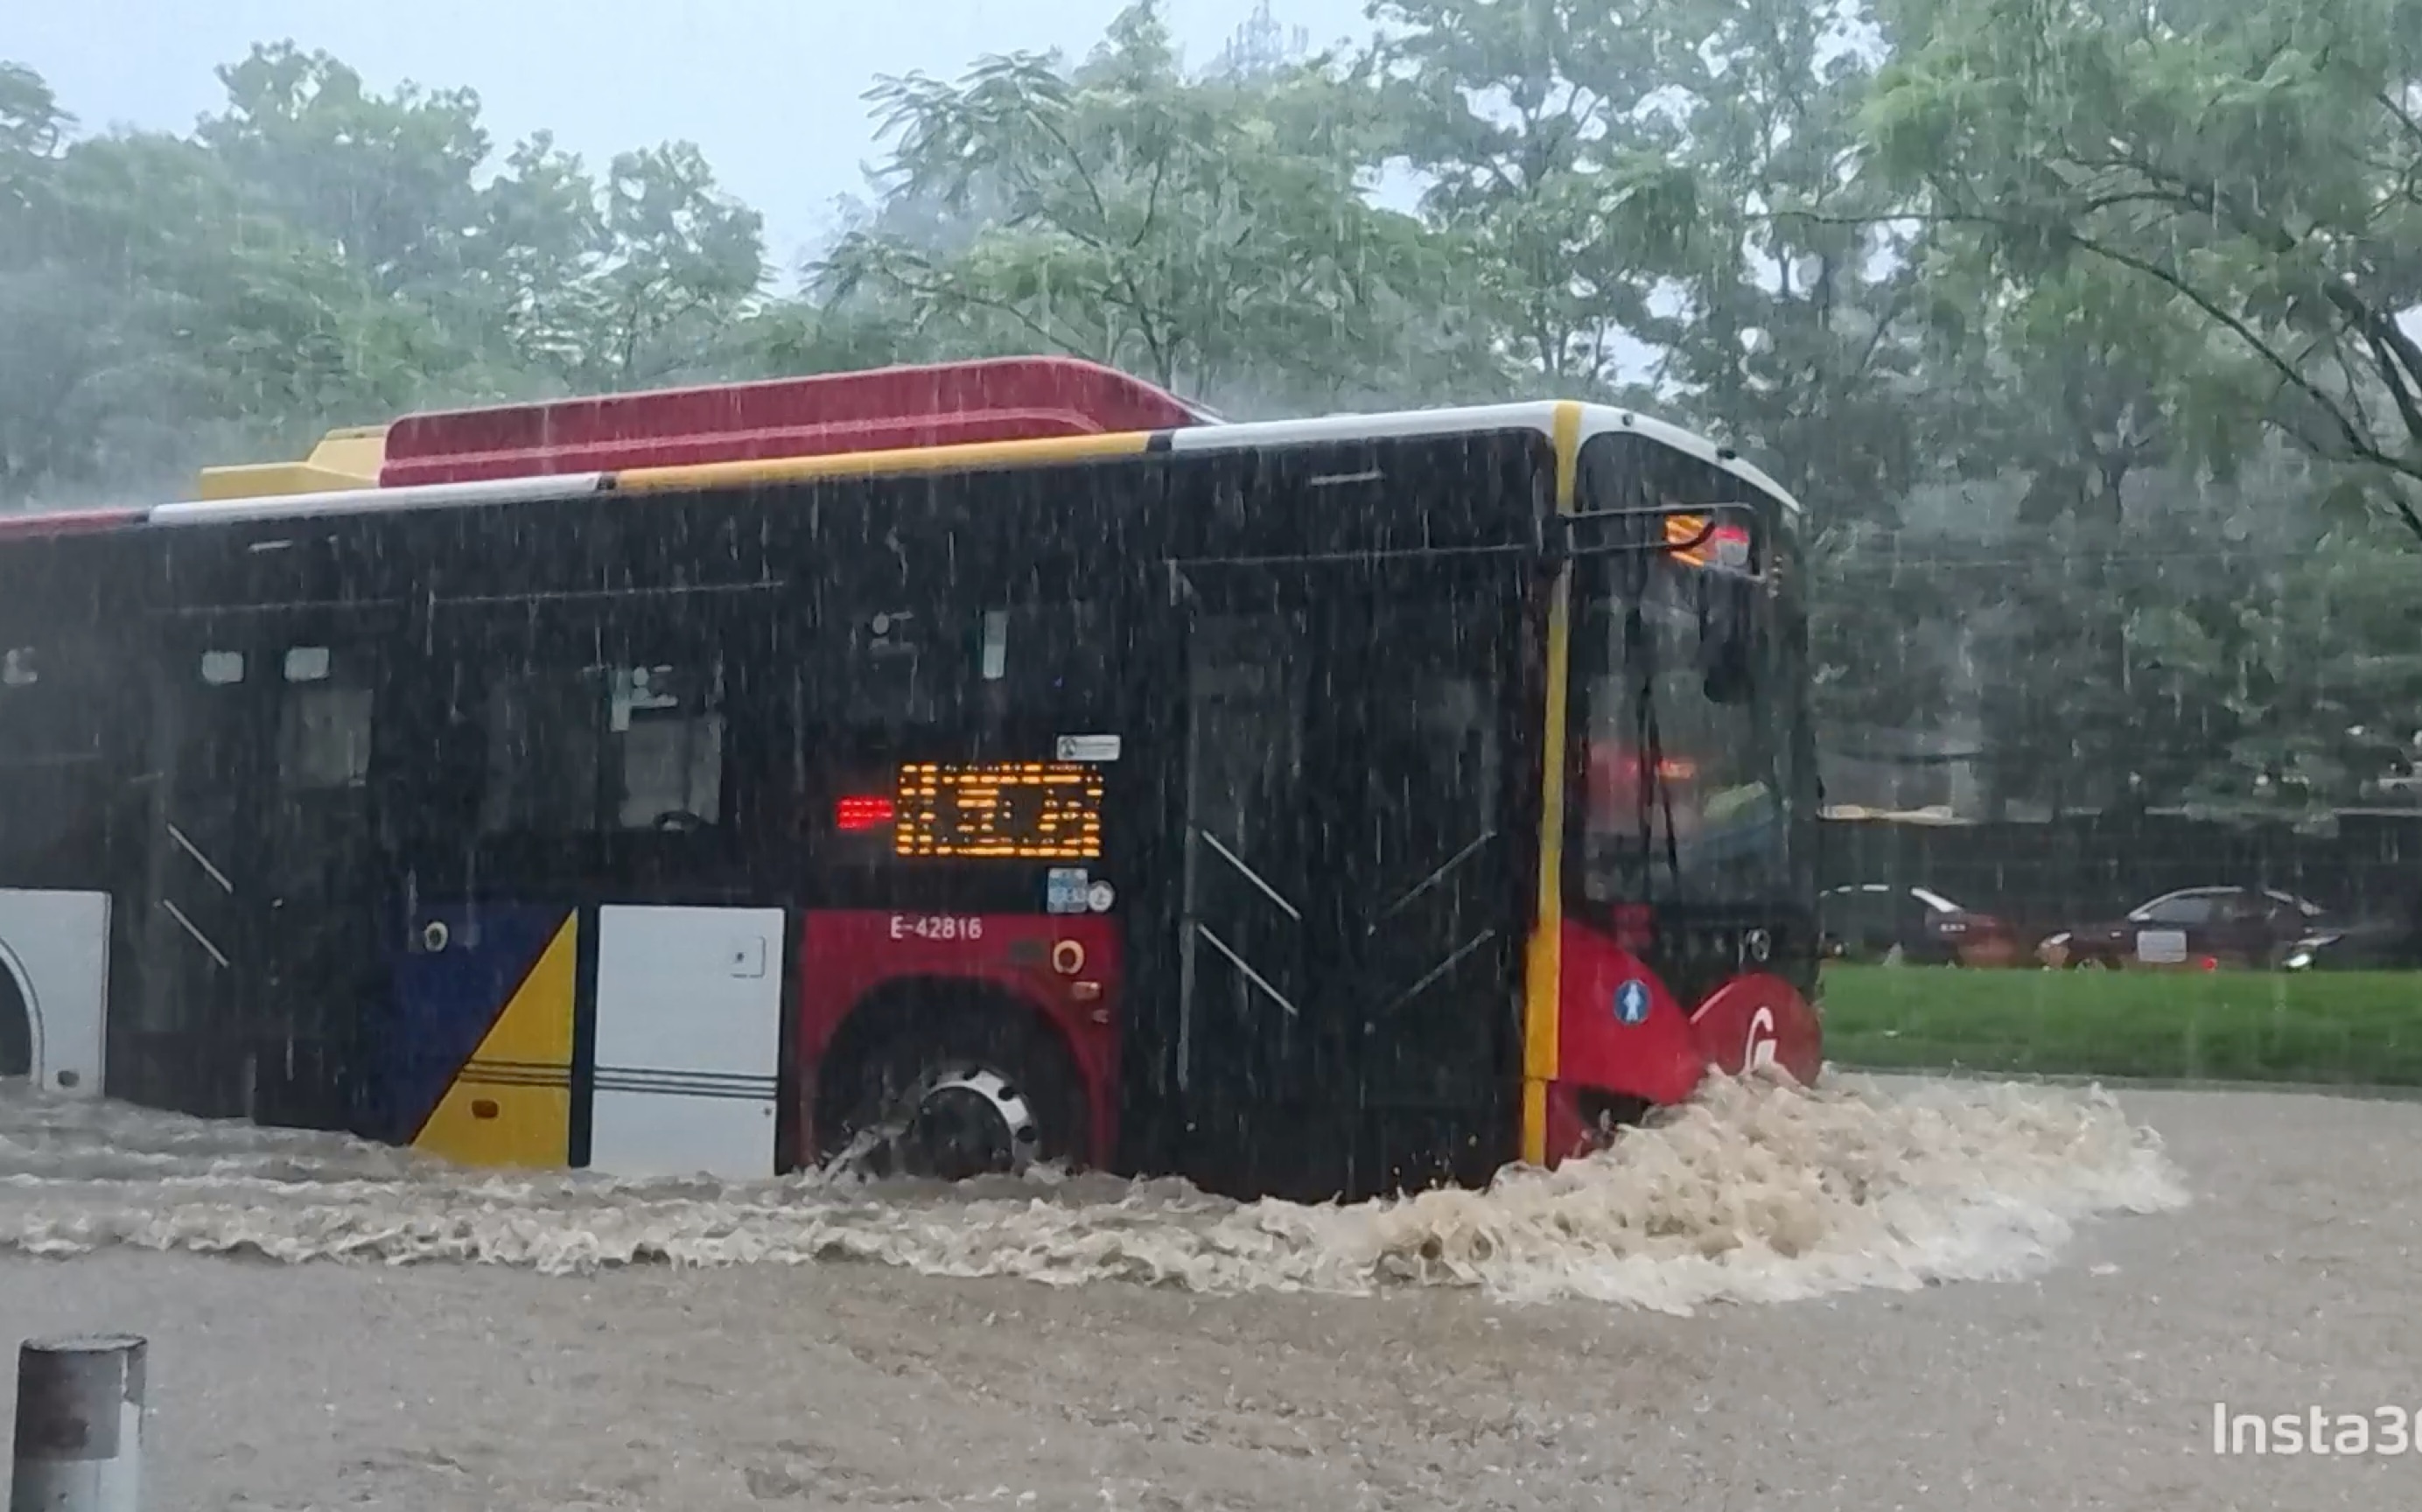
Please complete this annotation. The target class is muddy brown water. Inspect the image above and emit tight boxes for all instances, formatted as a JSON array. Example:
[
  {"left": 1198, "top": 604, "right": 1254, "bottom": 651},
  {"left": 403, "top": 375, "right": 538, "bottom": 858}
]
[{"left": 0, "top": 1075, "right": 2411, "bottom": 1509}]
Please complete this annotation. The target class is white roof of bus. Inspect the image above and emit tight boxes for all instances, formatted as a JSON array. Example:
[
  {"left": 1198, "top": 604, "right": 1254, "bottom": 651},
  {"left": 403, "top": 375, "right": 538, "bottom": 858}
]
[
  {"left": 150, "top": 471, "right": 610, "bottom": 527},
  {"left": 145, "top": 398, "right": 1799, "bottom": 527},
  {"left": 1164, "top": 401, "right": 1804, "bottom": 516}
]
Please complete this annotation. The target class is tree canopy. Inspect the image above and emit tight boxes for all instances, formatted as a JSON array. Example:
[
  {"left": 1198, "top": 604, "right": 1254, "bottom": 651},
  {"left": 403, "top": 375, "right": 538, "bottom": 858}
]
[{"left": 1, "top": 0, "right": 2415, "bottom": 818}]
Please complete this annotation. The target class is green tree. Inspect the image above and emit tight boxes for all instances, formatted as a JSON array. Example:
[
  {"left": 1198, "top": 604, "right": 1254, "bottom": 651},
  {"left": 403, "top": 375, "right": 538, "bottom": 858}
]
[
  {"left": 0, "top": 62, "right": 68, "bottom": 233},
  {"left": 199, "top": 43, "right": 492, "bottom": 298},
  {"left": 1863, "top": 0, "right": 2422, "bottom": 540},
  {"left": 0, "top": 67, "right": 431, "bottom": 507},
  {"left": 813, "top": 2, "right": 1500, "bottom": 412},
  {"left": 1368, "top": 0, "right": 1692, "bottom": 401},
  {"left": 0, "top": 48, "right": 776, "bottom": 508},
  {"left": 575, "top": 142, "right": 768, "bottom": 388}
]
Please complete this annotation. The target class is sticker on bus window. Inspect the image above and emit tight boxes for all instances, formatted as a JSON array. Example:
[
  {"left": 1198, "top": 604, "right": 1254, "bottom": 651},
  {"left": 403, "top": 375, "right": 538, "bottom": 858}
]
[
  {"left": 1055, "top": 734, "right": 1122, "bottom": 763},
  {"left": 1046, "top": 867, "right": 1090, "bottom": 914}
]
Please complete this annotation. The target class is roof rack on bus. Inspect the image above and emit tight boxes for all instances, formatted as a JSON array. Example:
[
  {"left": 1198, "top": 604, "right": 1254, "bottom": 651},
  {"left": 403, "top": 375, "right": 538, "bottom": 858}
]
[{"left": 378, "top": 357, "right": 1218, "bottom": 487}]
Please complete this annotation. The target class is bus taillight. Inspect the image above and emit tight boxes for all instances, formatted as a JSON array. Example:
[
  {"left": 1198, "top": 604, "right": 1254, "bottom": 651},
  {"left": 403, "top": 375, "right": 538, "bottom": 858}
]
[{"left": 835, "top": 794, "right": 896, "bottom": 831}]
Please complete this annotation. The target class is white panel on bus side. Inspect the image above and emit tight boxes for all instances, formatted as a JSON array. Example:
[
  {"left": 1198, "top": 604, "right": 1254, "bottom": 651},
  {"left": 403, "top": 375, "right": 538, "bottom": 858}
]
[
  {"left": 0, "top": 889, "right": 111, "bottom": 1096},
  {"left": 588, "top": 905, "right": 786, "bottom": 1180}
]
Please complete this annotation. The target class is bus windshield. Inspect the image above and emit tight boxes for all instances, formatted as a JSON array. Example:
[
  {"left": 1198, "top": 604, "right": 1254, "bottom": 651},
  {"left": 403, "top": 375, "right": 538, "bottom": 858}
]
[{"left": 1572, "top": 436, "right": 1794, "bottom": 908}]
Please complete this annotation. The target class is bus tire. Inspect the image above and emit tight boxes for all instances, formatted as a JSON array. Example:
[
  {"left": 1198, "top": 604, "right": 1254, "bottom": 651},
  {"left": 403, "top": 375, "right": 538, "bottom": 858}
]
[
  {"left": 816, "top": 986, "right": 1089, "bottom": 1182},
  {"left": 0, "top": 963, "right": 30, "bottom": 1080}
]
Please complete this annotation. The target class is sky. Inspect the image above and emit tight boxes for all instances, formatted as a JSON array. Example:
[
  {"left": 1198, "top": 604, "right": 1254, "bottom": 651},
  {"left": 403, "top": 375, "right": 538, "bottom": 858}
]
[{"left": 10, "top": 0, "right": 1381, "bottom": 275}]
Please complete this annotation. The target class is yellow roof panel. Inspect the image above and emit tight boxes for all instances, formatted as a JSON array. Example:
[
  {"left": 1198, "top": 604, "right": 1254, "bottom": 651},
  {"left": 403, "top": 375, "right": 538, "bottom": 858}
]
[{"left": 194, "top": 425, "right": 386, "bottom": 501}]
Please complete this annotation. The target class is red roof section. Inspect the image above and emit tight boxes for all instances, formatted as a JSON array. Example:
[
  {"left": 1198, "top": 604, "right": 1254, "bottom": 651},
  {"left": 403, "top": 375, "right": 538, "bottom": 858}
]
[
  {"left": 381, "top": 356, "right": 1209, "bottom": 487},
  {"left": 0, "top": 508, "right": 148, "bottom": 542}
]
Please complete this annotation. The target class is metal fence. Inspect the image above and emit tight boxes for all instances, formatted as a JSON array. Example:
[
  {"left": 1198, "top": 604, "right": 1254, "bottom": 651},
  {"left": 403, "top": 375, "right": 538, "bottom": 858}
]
[{"left": 1821, "top": 811, "right": 2422, "bottom": 942}]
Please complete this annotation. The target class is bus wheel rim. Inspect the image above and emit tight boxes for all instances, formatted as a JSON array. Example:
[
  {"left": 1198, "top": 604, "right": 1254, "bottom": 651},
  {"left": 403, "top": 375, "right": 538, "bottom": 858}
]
[{"left": 899, "top": 1066, "right": 1040, "bottom": 1180}]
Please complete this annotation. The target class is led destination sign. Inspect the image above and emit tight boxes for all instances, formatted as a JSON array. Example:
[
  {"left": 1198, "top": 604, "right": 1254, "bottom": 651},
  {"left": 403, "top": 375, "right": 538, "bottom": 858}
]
[{"left": 892, "top": 760, "right": 1104, "bottom": 860}]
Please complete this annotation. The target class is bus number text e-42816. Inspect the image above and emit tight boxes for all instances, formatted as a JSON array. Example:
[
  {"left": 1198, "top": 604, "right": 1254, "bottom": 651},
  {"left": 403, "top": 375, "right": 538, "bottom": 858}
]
[{"left": 889, "top": 914, "right": 986, "bottom": 942}]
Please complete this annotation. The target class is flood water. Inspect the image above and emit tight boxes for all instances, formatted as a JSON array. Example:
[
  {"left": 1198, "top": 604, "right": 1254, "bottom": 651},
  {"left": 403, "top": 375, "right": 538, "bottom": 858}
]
[
  {"left": 5, "top": 1074, "right": 2414, "bottom": 1510},
  {"left": 0, "top": 1072, "right": 2183, "bottom": 1310}
]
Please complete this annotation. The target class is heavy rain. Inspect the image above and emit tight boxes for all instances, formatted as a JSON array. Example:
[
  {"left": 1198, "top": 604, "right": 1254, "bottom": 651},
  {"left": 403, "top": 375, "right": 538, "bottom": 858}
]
[{"left": 4, "top": 0, "right": 2420, "bottom": 1508}]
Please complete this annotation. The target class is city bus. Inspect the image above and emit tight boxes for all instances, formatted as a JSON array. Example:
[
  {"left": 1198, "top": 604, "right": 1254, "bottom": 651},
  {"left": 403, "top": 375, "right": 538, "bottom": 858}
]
[{"left": 0, "top": 356, "right": 1821, "bottom": 1201}]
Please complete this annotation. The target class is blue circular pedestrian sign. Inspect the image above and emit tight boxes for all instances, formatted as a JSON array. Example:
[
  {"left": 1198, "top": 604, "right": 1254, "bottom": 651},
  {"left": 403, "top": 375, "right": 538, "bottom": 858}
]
[{"left": 1614, "top": 979, "right": 1651, "bottom": 1025}]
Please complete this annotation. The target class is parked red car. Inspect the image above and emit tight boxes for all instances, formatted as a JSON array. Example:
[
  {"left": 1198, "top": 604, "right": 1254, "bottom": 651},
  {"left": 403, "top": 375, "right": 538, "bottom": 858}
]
[
  {"left": 1820, "top": 884, "right": 2022, "bottom": 967},
  {"left": 2035, "top": 886, "right": 2348, "bottom": 970}
]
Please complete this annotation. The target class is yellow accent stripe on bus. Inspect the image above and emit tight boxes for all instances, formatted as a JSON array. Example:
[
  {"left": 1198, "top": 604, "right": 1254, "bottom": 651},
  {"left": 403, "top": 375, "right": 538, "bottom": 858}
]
[
  {"left": 606, "top": 430, "right": 1154, "bottom": 493},
  {"left": 1550, "top": 400, "right": 1583, "bottom": 514},
  {"left": 1521, "top": 400, "right": 1584, "bottom": 1166}
]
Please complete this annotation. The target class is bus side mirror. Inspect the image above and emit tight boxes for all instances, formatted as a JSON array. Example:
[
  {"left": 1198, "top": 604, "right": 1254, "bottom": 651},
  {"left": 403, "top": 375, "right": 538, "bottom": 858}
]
[{"left": 1699, "top": 575, "right": 1759, "bottom": 704}]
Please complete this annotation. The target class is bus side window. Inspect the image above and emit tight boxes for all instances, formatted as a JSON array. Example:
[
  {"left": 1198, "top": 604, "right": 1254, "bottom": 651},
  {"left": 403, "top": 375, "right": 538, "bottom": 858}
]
[
  {"left": 276, "top": 646, "right": 374, "bottom": 793},
  {"left": 479, "top": 658, "right": 726, "bottom": 835},
  {"left": 976, "top": 600, "right": 1107, "bottom": 719},
  {"left": 607, "top": 662, "right": 724, "bottom": 830},
  {"left": 480, "top": 669, "right": 603, "bottom": 835},
  {"left": 843, "top": 610, "right": 938, "bottom": 727},
  {"left": 0, "top": 640, "right": 109, "bottom": 881}
]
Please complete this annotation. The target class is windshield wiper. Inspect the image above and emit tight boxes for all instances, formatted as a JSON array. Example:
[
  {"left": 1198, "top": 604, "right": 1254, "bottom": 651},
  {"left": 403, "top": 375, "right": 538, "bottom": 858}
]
[{"left": 1626, "top": 606, "right": 1682, "bottom": 892}]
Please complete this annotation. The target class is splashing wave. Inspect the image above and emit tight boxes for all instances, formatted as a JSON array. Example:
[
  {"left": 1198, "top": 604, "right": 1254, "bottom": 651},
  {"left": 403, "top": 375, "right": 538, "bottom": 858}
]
[{"left": 0, "top": 1072, "right": 2186, "bottom": 1312}]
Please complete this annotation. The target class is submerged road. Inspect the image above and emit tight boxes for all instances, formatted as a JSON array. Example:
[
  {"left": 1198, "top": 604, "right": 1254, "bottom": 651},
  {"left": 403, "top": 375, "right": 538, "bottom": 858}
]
[{"left": 0, "top": 1082, "right": 2413, "bottom": 1510}]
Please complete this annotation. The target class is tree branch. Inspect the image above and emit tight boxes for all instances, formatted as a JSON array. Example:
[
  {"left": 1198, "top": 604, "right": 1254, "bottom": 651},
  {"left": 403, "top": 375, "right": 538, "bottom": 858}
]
[
  {"left": 1840, "top": 282, "right": 1915, "bottom": 388},
  {"left": 2364, "top": 326, "right": 2422, "bottom": 452},
  {"left": 2379, "top": 89, "right": 2422, "bottom": 156},
  {"left": 1131, "top": 151, "right": 1167, "bottom": 249},
  {"left": 1018, "top": 102, "right": 1117, "bottom": 246},
  {"left": 1800, "top": 206, "right": 2422, "bottom": 511},
  {"left": 855, "top": 246, "right": 1092, "bottom": 360},
  {"left": 2073, "top": 146, "right": 2422, "bottom": 460}
]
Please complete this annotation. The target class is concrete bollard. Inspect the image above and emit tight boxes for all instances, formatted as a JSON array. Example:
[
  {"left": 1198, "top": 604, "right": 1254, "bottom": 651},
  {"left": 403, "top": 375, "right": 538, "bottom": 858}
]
[{"left": 10, "top": 1335, "right": 144, "bottom": 1512}]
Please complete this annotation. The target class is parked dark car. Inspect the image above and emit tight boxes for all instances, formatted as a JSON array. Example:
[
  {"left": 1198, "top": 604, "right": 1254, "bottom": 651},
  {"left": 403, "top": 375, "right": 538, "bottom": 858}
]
[
  {"left": 2035, "top": 886, "right": 2411, "bottom": 970},
  {"left": 1820, "top": 883, "right": 2022, "bottom": 967}
]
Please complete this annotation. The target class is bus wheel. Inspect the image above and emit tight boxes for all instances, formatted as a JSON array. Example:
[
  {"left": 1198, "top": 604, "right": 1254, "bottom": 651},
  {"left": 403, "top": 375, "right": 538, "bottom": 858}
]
[
  {"left": 819, "top": 999, "right": 1088, "bottom": 1182},
  {"left": 0, "top": 963, "right": 30, "bottom": 1080},
  {"left": 892, "top": 1065, "right": 1040, "bottom": 1180}
]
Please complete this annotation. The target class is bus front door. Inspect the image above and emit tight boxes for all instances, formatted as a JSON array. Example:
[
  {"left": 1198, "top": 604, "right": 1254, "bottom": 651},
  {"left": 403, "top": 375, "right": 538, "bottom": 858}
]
[{"left": 1157, "top": 558, "right": 1527, "bottom": 1201}]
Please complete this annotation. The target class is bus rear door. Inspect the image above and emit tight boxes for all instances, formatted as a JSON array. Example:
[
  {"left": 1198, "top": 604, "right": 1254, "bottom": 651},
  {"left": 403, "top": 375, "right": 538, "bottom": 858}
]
[{"left": 389, "top": 546, "right": 792, "bottom": 1180}]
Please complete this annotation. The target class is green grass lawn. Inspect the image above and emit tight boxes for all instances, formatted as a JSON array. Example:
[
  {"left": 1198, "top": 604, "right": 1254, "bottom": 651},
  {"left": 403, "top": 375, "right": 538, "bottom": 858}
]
[{"left": 1818, "top": 963, "right": 2422, "bottom": 1087}]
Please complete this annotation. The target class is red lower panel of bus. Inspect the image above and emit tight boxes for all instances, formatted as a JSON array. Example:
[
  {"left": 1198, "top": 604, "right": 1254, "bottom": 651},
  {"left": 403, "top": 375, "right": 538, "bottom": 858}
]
[
  {"left": 1548, "top": 918, "right": 1823, "bottom": 1163},
  {"left": 795, "top": 910, "right": 1124, "bottom": 1165}
]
